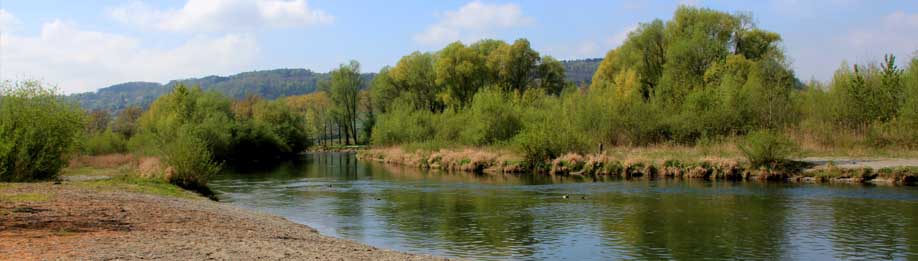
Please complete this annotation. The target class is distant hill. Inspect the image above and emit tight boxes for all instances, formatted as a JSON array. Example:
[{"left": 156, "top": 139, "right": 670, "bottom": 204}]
[
  {"left": 71, "top": 69, "right": 372, "bottom": 112},
  {"left": 560, "top": 58, "right": 602, "bottom": 85},
  {"left": 71, "top": 59, "right": 601, "bottom": 111}
]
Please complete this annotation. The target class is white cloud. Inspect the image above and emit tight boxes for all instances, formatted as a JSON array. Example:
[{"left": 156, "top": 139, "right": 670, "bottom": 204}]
[
  {"left": 0, "top": 20, "right": 258, "bottom": 93},
  {"left": 843, "top": 11, "right": 918, "bottom": 57},
  {"left": 0, "top": 9, "right": 21, "bottom": 32},
  {"left": 110, "top": 0, "right": 333, "bottom": 32},
  {"left": 606, "top": 24, "right": 638, "bottom": 47},
  {"left": 414, "top": 1, "right": 534, "bottom": 45}
]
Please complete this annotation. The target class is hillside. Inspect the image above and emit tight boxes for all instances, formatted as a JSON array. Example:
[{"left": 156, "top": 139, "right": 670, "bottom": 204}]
[
  {"left": 71, "top": 59, "right": 600, "bottom": 111},
  {"left": 560, "top": 58, "right": 602, "bottom": 85},
  {"left": 71, "top": 69, "right": 366, "bottom": 111}
]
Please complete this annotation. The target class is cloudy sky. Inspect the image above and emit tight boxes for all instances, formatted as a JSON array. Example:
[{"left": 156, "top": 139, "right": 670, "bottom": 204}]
[{"left": 1, "top": 0, "right": 916, "bottom": 94}]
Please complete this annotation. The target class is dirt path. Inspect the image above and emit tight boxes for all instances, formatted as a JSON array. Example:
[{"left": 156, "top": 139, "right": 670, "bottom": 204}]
[
  {"left": 801, "top": 157, "right": 918, "bottom": 170},
  {"left": 0, "top": 183, "right": 443, "bottom": 260}
]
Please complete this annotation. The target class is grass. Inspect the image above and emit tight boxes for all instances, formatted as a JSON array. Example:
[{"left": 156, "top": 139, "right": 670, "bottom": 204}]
[
  {"left": 0, "top": 192, "right": 52, "bottom": 203},
  {"left": 74, "top": 174, "right": 199, "bottom": 199}
]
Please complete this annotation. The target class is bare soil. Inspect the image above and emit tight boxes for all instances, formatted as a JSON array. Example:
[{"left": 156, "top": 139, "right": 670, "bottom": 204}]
[{"left": 0, "top": 183, "right": 443, "bottom": 260}]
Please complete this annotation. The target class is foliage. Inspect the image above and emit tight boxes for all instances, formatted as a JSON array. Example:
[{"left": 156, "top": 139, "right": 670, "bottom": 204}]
[
  {"left": 110, "top": 105, "right": 143, "bottom": 138},
  {"left": 327, "top": 61, "right": 363, "bottom": 145},
  {"left": 0, "top": 81, "right": 85, "bottom": 181},
  {"left": 738, "top": 130, "right": 797, "bottom": 168},
  {"left": 232, "top": 95, "right": 312, "bottom": 161},
  {"left": 81, "top": 130, "right": 128, "bottom": 155},
  {"left": 160, "top": 126, "right": 221, "bottom": 196}
]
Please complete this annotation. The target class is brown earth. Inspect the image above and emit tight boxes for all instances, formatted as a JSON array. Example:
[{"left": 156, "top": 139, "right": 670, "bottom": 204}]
[{"left": 0, "top": 183, "right": 443, "bottom": 260}]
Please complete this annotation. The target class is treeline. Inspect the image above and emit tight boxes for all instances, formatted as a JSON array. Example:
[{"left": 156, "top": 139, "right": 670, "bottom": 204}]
[{"left": 365, "top": 6, "right": 918, "bottom": 164}]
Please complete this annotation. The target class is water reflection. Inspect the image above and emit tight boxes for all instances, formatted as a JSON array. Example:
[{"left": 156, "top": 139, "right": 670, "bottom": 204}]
[{"left": 210, "top": 152, "right": 918, "bottom": 260}]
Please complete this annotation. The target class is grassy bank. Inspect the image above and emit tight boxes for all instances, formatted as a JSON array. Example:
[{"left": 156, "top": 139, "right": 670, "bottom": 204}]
[
  {"left": 62, "top": 154, "right": 207, "bottom": 199},
  {"left": 357, "top": 146, "right": 918, "bottom": 185}
]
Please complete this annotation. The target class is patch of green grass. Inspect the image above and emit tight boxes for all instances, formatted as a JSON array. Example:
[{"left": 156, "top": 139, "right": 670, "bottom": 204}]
[
  {"left": 0, "top": 192, "right": 52, "bottom": 203},
  {"left": 74, "top": 175, "right": 200, "bottom": 199}
]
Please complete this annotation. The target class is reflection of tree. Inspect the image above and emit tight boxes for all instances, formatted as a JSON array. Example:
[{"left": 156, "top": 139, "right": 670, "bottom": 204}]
[
  {"left": 374, "top": 187, "right": 547, "bottom": 259},
  {"left": 830, "top": 197, "right": 915, "bottom": 259},
  {"left": 599, "top": 181, "right": 789, "bottom": 259}
]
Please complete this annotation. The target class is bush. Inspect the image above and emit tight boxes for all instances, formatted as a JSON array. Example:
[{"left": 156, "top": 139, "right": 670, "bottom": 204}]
[
  {"left": 738, "top": 130, "right": 797, "bottom": 168},
  {"left": 81, "top": 130, "right": 128, "bottom": 155},
  {"left": 459, "top": 88, "right": 522, "bottom": 145},
  {"left": 372, "top": 99, "right": 435, "bottom": 145},
  {"left": 0, "top": 81, "right": 85, "bottom": 181},
  {"left": 161, "top": 127, "right": 221, "bottom": 196},
  {"left": 515, "top": 95, "right": 586, "bottom": 164}
]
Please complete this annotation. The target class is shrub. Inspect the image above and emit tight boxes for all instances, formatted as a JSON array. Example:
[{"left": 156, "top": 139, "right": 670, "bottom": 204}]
[
  {"left": 460, "top": 88, "right": 522, "bottom": 145},
  {"left": 372, "top": 99, "right": 435, "bottom": 145},
  {"left": 161, "top": 127, "right": 222, "bottom": 196},
  {"left": 514, "top": 95, "right": 586, "bottom": 165},
  {"left": 738, "top": 130, "right": 797, "bottom": 168},
  {"left": 0, "top": 81, "right": 85, "bottom": 181},
  {"left": 80, "top": 130, "right": 128, "bottom": 155}
]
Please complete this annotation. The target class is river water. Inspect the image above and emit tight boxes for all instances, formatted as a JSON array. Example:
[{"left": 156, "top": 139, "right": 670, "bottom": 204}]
[{"left": 209, "top": 152, "right": 918, "bottom": 260}]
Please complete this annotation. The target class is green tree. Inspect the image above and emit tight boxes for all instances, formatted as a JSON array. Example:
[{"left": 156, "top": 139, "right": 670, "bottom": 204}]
[
  {"left": 370, "top": 67, "right": 400, "bottom": 113},
  {"left": 436, "top": 41, "right": 487, "bottom": 108},
  {"left": 328, "top": 60, "right": 363, "bottom": 145},
  {"left": 488, "top": 39, "right": 540, "bottom": 92},
  {"left": 390, "top": 52, "right": 443, "bottom": 112},
  {"left": 536, "top": 56, "right": 567, "bottom": 95}
]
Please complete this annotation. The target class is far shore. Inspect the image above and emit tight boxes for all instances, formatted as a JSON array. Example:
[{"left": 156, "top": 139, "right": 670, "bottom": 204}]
[{"left": 357, "top": 147, "right": 918, "bottom": 186}]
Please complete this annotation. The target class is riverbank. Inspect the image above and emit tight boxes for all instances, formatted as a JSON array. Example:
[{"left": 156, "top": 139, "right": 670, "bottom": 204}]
[
  {"left": 357, "top": 147, "right": 918, "bottom": 185},
  {"left": 0, "top": 158, "right": 440, "bottom": 260}
]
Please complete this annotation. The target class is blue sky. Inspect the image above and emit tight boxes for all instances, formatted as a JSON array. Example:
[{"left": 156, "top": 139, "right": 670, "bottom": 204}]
[{"left": 1, "top": 0, "right": 916, "bottom": 94}]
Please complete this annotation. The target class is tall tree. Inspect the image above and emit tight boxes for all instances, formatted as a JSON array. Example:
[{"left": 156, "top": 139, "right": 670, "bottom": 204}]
[
  {"left": 328, "top": 60, "right": 362, "bottom": 145},
  {"left": 389, "top": 52, "right": 443, "bottom": 112},
  {"left": 436, "top": 41, "right": 487, "bottom": 108},
  {"left": 488, "top": 39, "right": 540, "bottom": 93}
]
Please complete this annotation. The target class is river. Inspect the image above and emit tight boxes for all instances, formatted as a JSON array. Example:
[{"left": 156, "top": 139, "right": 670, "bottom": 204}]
[{"left": 209, "top": 152, "right": 918, "bottom": 260}]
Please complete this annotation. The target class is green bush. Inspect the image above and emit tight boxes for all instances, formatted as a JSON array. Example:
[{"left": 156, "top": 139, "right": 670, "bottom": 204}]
[
  {"left": 372, "top": 98, "right": 435, "bottom": 145},
  {"left": 81, "top": 130, "right": 128, "bottom": 155},
  {"left": 738, "top": 130, "right": 797, "bottom": 168},
  {"left": 161, "top": 127, "right": 222, "bottom": 196},
  {"left": 459, "top": 88, "right": 522, "bottom": 145},
  {"left": 0, "top": 81, "right": 85, "bottom": 181},
  {"left": 515, "top": 95, "right": 586, "bottom": 164}
]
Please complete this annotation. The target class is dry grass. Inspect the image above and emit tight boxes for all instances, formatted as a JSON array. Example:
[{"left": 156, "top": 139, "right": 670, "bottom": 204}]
[
  {"left": 360, "top": 145, "right": 916, "bottom": 185},
  {"left": 68, "top": 154, "right": 137, "bottom": 169}
]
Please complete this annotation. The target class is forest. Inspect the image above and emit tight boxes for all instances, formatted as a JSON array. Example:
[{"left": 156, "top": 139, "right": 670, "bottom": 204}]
[{"left": 3, "top": 6, "right": 917, "bottom": 192}]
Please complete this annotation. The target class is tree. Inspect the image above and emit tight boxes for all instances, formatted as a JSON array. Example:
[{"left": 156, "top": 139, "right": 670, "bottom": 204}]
[
  {"left": 111, "top": 105, "right": 143, "bottom": 138},
  {"left": 370, "top": 67, "right": 400, "bottom": 114},
  {"left": 328, "top": 60, "right": 362, "bottom": 145},
  {"left": 488, "top": 39, "right": 540, "bottom": 92},
  {"left": 85, "top": 109, "right": 112, "bottom": 134},
  {"left": 436, "top": 41, "right": 487, "bottom": 108},
  {"left": 537, "top": 56, "right": 567, "bottom": 95},
  {"left": 389, "top": 52, "right": 443, "bottom": 112}
]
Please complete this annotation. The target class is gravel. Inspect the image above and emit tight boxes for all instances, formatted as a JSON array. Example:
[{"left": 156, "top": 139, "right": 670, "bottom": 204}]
[{"left": 0, "top": 183, "right": 444, "bottom": 260}]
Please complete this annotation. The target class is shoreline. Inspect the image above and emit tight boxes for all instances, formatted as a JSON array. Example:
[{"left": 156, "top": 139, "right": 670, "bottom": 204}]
[
  {"left": 357, "top": 147, "right": 918, "bottom": 186},
  {"left": 0, "top": 181, "right": 442, "bottom": 260}
]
